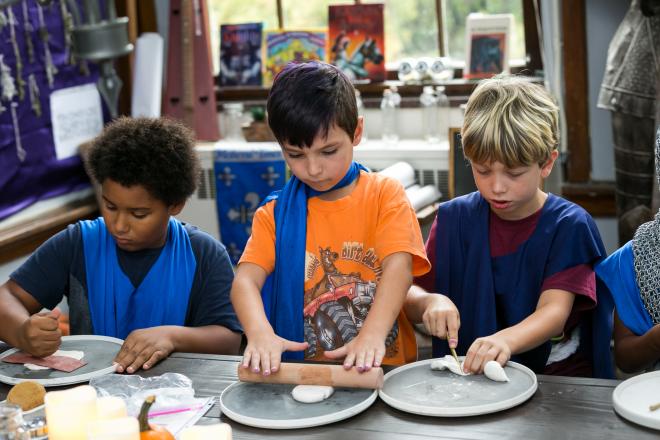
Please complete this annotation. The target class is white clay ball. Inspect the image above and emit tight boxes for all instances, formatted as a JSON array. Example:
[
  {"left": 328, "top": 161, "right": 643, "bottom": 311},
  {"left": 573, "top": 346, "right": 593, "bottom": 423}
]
[
  {"left": 483, "top": 360, "right": 509, "bottom": 382},
  {"left": 291, "top": 385, "right": 335, "bottom": 403}
]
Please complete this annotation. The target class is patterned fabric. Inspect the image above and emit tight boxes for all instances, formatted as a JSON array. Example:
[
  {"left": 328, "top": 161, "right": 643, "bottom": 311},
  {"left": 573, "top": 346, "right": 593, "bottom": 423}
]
[
  {"left": 631, "top": 126, "right": 660, "bottom": 325},
  {"left": 213, "top": 148, "right": 286, "bottom": 264}
]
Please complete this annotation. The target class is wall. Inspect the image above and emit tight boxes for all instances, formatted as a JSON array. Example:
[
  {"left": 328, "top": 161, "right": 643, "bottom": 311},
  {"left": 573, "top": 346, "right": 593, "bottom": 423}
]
[{"left": 586, "top": 0, "right": 629, "bottom": 181}]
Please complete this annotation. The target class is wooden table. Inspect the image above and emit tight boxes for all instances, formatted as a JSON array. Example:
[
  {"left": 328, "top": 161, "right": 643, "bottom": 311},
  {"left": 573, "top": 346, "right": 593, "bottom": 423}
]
[{"left": 1, "top": 352, "right": 657, "bottom": 439}]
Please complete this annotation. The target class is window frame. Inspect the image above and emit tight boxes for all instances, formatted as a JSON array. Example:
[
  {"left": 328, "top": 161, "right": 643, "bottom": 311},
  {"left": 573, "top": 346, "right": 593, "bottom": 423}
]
[{"left": 216, "top": 0, "right": 543, "bottom": 104}]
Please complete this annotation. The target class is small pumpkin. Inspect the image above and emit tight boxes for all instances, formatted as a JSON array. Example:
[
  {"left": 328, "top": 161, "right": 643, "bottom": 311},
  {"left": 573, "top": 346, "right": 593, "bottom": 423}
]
[{"left": 138, "top": 395, "right": 175, "bottom": 440}]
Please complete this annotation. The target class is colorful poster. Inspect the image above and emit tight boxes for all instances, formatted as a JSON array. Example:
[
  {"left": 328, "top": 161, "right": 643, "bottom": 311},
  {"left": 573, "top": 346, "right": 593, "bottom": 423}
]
[
  {"left": 263, "top": 30, "right": 327, "bottom": 85},
  {"left": 219, "top": 22, "right": 263, "bottom": 86},
  {"left": 214, "top": 149, "right": 286, "bottom": 264},
  {"left": 328, "top": 4, "right": 385, "bottom": 83}
]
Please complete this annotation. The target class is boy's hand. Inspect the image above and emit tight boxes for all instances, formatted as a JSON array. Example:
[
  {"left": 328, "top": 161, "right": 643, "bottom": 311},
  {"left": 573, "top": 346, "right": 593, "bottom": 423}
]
[
  {"left": 17, "top": 311, "right": 61, "bottom": 357},
  {"left": 463, "top": 333, "right": 511, "bottom": 374},
  {"left": 114, "top": 327, "right": 175, "bottom": 374},
  {"left": 241, "top": 332, "right": 308, "bottom": 376},
  {"left": 324, "top": 330, "right": 386, "bottom": 372},
  {"left": 422, "top": 294, "right": 460, "bottom": 348}
]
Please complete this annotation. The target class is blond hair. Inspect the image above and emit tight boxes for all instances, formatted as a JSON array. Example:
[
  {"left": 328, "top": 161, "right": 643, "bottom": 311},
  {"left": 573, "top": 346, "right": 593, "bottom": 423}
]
[{"left": 461, "top": 75, "right": 559, "bottom": 168}]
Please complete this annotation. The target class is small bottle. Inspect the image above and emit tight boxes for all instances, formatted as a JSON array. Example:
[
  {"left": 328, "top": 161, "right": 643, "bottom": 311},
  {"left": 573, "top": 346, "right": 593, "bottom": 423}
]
[
  {"left": 420, "top": 86, "right": 439, "bottom": 143},
  {"left": 223, "top": 102, "right": 245, "bottom": 141},
  {"left": 435, "top": 86, "right": 450, "bottom": 143},
  {"left": 355, "top": 89, "right": 368, "bottom": 142},
  {"left": 380, "top": 88, "right": 399, "bottom": 144}
]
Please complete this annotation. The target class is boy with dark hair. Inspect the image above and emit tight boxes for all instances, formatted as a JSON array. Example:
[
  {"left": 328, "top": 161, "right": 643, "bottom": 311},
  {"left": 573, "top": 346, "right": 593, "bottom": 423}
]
[
  {"left": 231, "top": 62, "right": 430, "bottom": 375},
  {"left": 0, "top": 117, "right": 242, "bottom": 373},
  {"left": 405, "top": 76, "right": 614, "bottom": 378}
]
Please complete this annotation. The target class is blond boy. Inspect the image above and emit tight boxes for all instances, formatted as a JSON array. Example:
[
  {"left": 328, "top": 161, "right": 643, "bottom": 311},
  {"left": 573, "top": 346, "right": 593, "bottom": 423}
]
[{"left": 405, "top": 75, "right": 614, "bottom": 378}]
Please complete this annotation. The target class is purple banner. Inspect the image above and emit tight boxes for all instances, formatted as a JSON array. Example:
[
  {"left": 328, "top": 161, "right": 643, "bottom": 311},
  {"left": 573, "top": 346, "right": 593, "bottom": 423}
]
[{"left": 0, "top": 1, "right": 110, "bottom": 220}]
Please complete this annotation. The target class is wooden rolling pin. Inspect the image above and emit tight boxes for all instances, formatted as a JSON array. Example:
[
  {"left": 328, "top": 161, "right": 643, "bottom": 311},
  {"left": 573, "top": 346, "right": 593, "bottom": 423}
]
[{"left": 237, "top": 362, "right": 384, "bottom": 389}]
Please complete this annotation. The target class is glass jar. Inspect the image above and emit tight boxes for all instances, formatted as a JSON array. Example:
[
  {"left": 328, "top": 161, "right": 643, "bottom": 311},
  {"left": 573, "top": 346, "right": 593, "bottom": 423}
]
[
  {"left": 0, "top": 403, "right": 29, "bottom": 440},
  {"left": 222, "top": 102, "right": 245, "bottom": 141}
]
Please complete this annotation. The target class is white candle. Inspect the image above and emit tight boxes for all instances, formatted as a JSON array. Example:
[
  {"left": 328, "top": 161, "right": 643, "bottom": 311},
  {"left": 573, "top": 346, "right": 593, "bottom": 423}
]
[
  {"left": 97, "top": 396, "right": 127, "bottom": 420},
  {"left": 87, "top": 417, "right": 140, "bottom": 440},
  {"left": 45, "top": 385, "right": 98, "bottom": 440},
  {"left": 180, "top": 423, "right": 232, "bottom": 440}
]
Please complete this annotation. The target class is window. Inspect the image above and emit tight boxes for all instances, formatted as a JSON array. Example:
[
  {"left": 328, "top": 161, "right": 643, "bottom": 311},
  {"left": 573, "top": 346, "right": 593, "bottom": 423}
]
[{"left": 208, "top": 0, "right": 528, "bottom": 78}]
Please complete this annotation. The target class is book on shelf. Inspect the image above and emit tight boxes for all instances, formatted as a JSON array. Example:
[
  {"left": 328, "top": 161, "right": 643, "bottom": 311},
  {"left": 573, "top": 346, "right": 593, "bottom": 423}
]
[
  {"left": 263, "top": 29, "right": 327, "bottom": 85},
  {"left": 464, "top": 13, "right": 513, "bottom": 79},
  {"left": 219, "top": 22, "right": 263, "bottom": 86},
  {"left": 328, "top": 3, "right": 385, "bottom": 83}
]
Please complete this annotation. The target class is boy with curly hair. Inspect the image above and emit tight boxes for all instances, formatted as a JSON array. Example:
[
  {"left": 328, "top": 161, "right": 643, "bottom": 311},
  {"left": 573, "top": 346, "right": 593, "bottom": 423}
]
[
  {"left": 231, "top": 62, "right": 430, "bottom": 375},
  {"left": 406, "top": 75, "right": 614, "bottom": 378},
  {"left": 0, "top": 117, "right": 241, "bottom": 373}
]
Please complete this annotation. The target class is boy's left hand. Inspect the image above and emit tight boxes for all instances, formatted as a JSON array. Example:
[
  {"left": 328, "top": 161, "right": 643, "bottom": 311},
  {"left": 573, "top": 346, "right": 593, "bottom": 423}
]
[
  {"left": 324, "top": 331, "right": 386, "bottom": 372},
  {"left": 114, "top": 327, "right": 175, "bottom": 374},
  {"left": 462, "top": 333, "right": 511, "bottom": 374}
]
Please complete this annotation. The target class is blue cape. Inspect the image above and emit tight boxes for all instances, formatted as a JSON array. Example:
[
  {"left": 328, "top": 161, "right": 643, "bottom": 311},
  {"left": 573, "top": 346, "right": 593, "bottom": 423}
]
[
  {"left": 595, "top": 241, "right": 654, "bottom": 336},
  {"left": 433, "top": 192, "right": 613, "bottom": 378},
  {"left": 261, "top": 161, "right": 367, "bottom": 360},
  {"left": 80, "top": 217, "right": 196, "bottom": 339}
]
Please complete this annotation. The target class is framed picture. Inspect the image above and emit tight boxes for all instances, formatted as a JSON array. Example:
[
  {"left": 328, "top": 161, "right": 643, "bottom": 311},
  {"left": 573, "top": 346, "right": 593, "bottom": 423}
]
[
  {"left": 448, "top": 127, "right": 477, "bottom": 199},
  {"left": 464, "top": 13, "right": 513, "bottom": 79}
]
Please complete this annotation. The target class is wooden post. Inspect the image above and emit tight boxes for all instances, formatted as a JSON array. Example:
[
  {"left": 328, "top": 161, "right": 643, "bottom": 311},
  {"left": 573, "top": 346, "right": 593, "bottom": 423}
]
[{"left": 561, "top": 0, "right": 590, "bottom": 183}]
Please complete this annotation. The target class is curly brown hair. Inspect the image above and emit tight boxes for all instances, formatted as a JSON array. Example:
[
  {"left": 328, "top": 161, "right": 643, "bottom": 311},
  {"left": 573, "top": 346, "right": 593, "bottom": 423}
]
[{"left": 88, "top": 117, "right": 200, "bottom": 206}]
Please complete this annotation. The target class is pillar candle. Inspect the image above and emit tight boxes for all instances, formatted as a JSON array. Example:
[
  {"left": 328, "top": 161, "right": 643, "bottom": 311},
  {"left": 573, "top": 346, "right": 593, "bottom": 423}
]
[
  {"left": 97, "top": 396, "right": 127, "bottom": 420},
  {"left": 44, "top": 385, "right": 98, "bottom": 440},
  {"left": 87, "top": 416, "right": 140, "bottom": 440}
]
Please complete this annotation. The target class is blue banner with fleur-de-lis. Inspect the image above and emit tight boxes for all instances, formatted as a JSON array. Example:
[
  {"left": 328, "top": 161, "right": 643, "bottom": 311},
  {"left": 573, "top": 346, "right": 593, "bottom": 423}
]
[{"left": 214, "top": 148, "right": 286, "bottom": 264}]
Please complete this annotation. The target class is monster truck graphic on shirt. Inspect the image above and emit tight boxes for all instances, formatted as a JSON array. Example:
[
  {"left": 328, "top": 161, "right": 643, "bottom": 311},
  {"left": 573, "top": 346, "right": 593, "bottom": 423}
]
[{"left": 303, "top": 246, "right": 399, "bottom": 359}]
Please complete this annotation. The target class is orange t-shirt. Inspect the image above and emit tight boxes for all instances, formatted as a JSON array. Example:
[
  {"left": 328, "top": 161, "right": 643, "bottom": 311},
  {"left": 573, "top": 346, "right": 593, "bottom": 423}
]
[{"left": 240, "top": 171, "right": 430, "bottom": 365}]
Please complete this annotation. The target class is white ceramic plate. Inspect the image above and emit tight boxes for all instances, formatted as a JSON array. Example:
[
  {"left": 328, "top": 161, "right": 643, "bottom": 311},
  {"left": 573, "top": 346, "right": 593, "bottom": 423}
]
[
  {"left": 613, "top": 370, "right": 660, "bottom": 430},
  {"left": 379, "top": 357, "right": 537, "bottom": 417},
  {"left": 0, "top": 335, "right": 123, "bottom": 387},
  {"left": 220, "top": 381, "right": 377, "bottom": 429}
]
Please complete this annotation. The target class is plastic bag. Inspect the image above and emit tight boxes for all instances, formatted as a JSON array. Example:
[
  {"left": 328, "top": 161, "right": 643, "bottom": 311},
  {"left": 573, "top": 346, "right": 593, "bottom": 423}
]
[{"left": 89, "top": 373, "right": 196, "bottom": 416}]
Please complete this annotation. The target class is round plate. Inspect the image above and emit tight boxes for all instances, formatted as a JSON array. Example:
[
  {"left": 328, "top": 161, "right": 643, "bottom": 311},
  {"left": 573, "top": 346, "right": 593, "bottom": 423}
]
[
  {"left": 613, "top": 370, "right": 660, "bottom": 430},
  {"left": 220, "top": 382, "right": 377, "bottom": 429},
  {"left": 379, "top": 358, "right": 537, "bottom": 417},
  {"left": 0, "top": 335, "right": 123, "bottom": 387}
]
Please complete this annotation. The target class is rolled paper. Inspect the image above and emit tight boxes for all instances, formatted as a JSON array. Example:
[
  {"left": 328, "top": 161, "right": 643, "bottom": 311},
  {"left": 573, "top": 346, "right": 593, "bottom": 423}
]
[
  {"left": 378, "top": 161, "right": 416, "bottom": 189},
  {"left": 131, "top": 32, "right": 164, "bottom": 118},
  {"left": 406, "top": 184, "right": 441, "bottom": 211}
]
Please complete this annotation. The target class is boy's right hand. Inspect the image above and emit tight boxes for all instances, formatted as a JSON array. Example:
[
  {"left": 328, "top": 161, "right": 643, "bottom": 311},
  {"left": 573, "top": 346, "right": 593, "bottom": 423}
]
[
  {"left": 17, "top": 311, "right": 61, "bottom": 357},
  {"left": 422, "top": 294, "right": 460, "bottom": 348},
  {"left": 241, "top": 331, "right": 308, "bottom": 376}
]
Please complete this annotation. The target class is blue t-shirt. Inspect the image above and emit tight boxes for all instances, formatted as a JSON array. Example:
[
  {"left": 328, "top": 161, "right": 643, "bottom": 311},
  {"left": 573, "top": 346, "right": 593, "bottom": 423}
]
[{"left": 10, "top": 222, "right": 242, "bottom": 335}]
